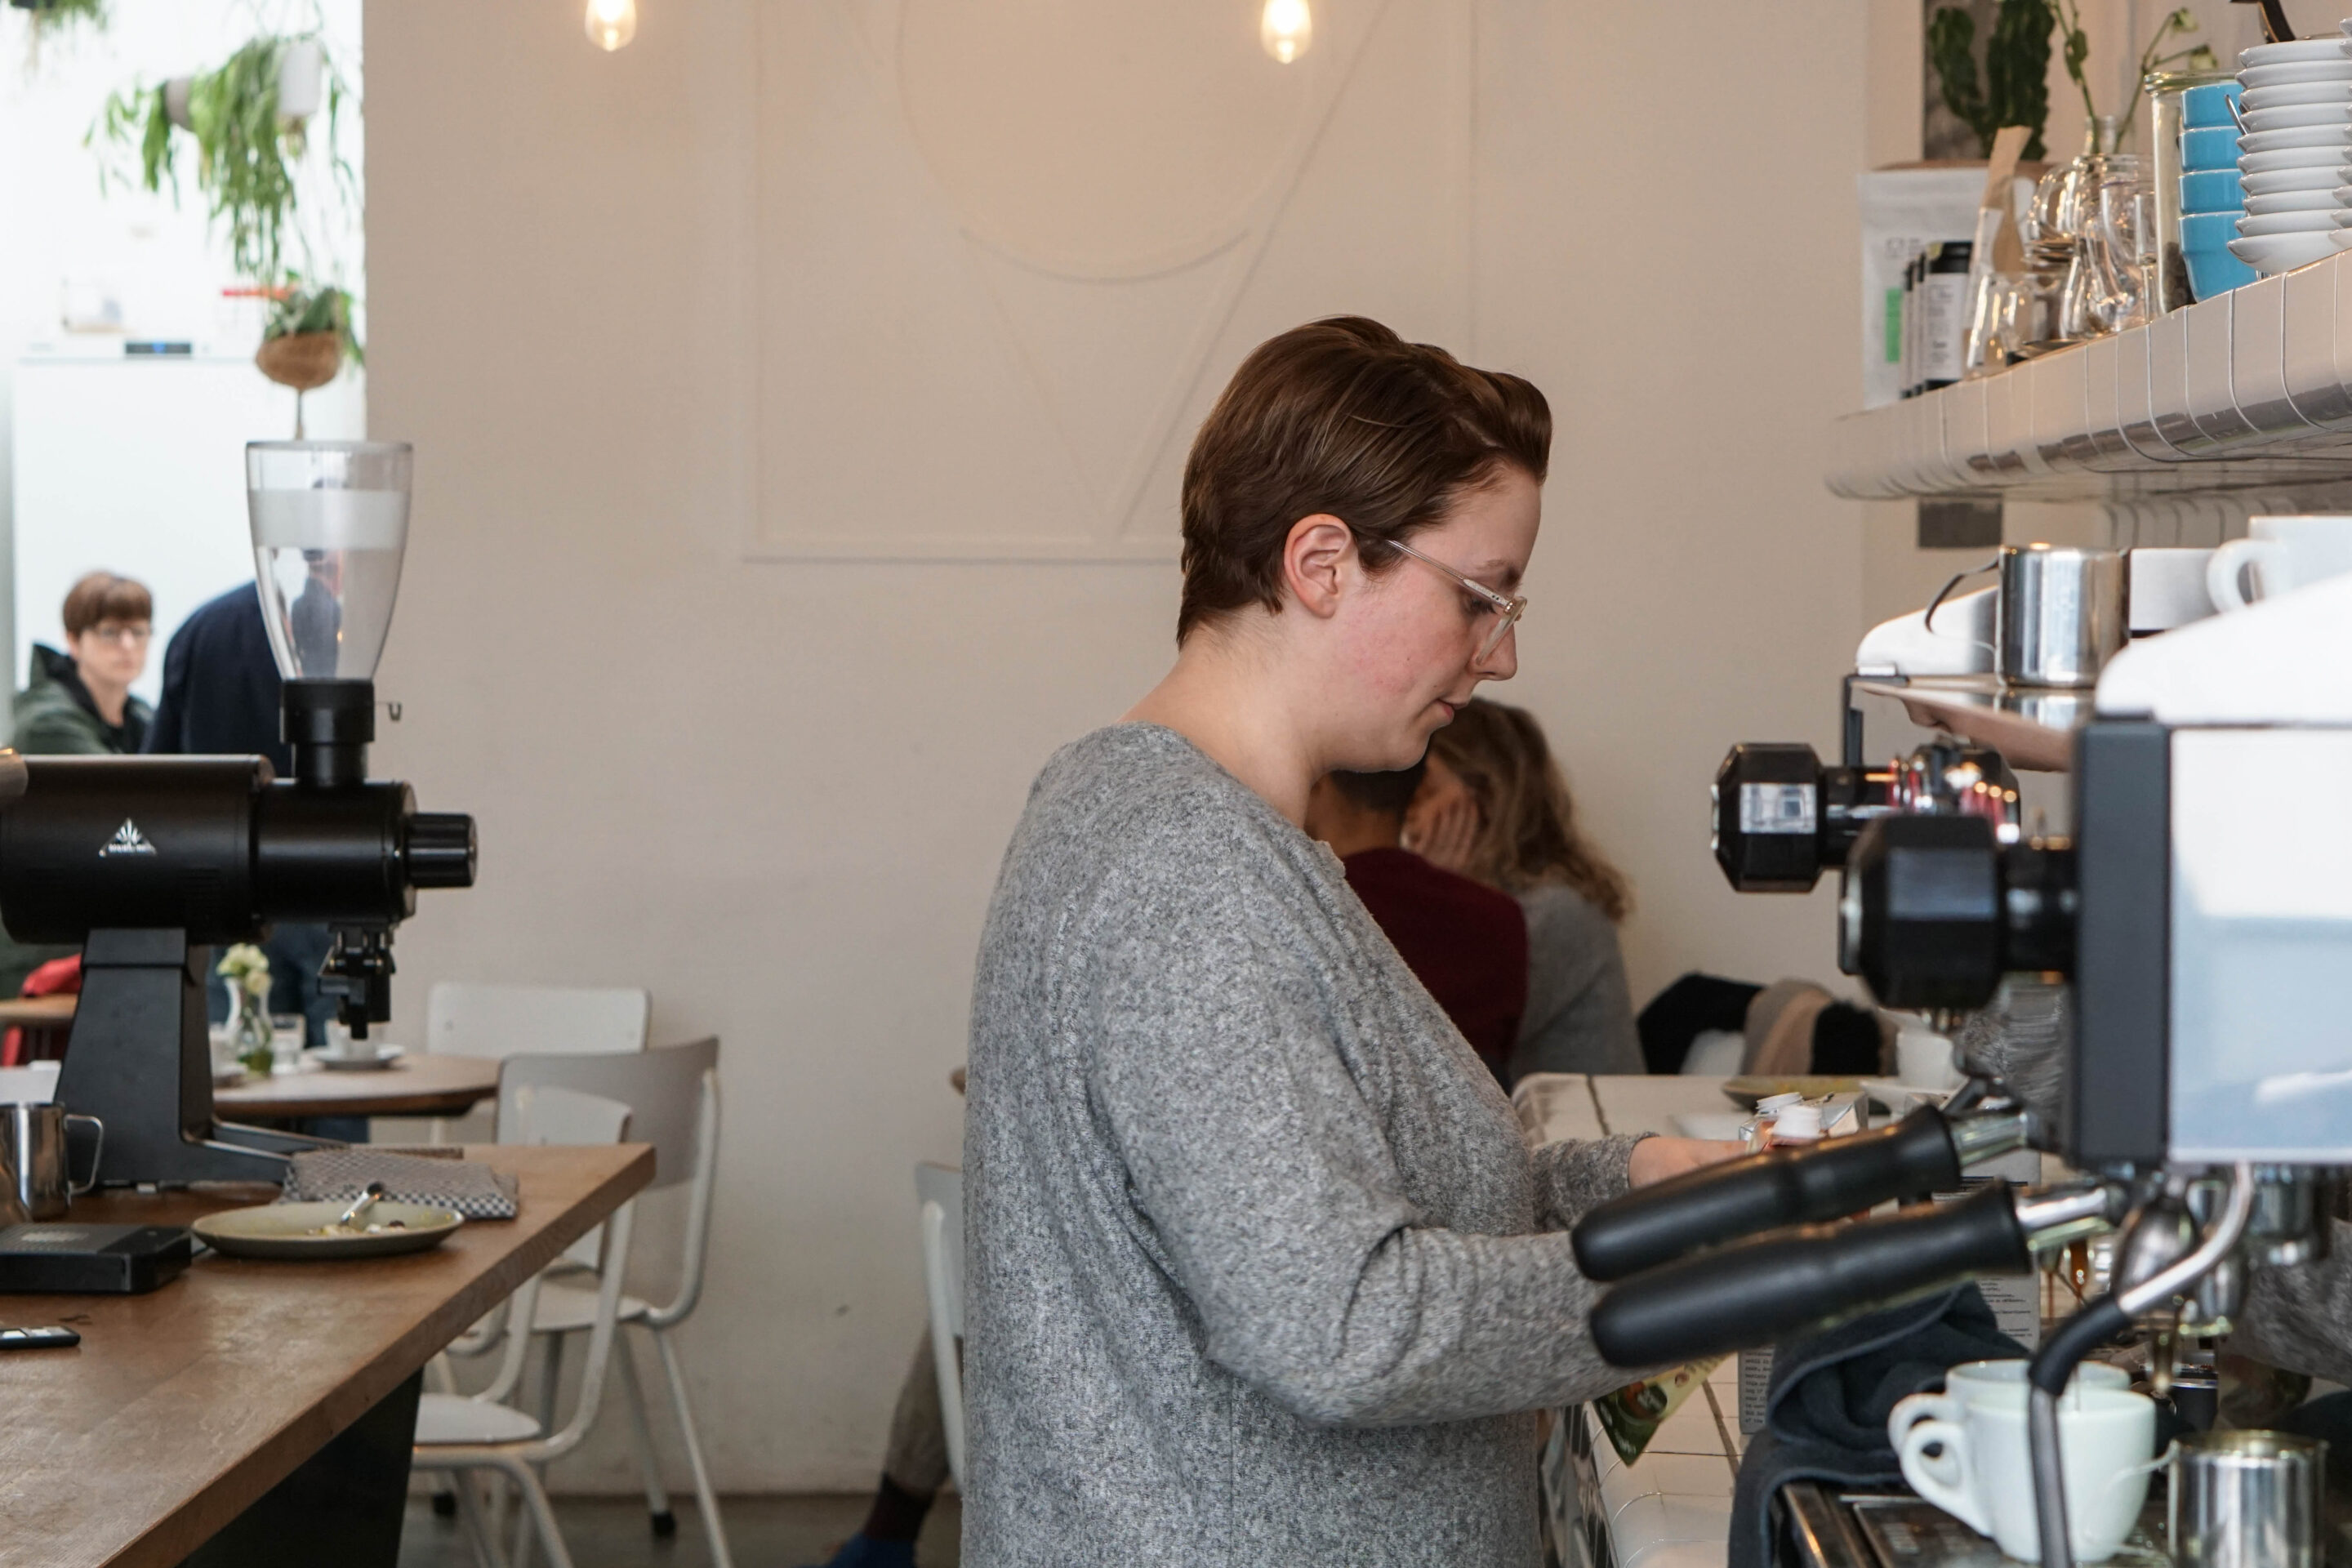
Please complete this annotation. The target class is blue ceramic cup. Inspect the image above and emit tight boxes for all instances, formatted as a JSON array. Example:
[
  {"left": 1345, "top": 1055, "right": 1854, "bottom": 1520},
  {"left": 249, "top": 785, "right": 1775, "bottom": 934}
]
[
  {"left": 2182, "top": 212, "right": 2247, "bottom": 249},
  {"left": 2183, "top": 243, "right": 2260, "bottom": 300},
  {"left": 2183, "top": 126, "right": 2243, "bottom": 170},
  {"left": 2179, "top": 168, "right": 2244, "bottom": 213},
  {"left": 2183, "top": 82, "right": 2244, "bottom": 129}
]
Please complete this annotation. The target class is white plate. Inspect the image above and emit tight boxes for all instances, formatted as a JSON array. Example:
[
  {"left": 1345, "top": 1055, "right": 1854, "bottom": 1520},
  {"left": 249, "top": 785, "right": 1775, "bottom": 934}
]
[
  {"left": 2247, "top": 39, "right": 2352, "bottom": 67},
  {"left": 2240, "top": 125, "right": 2352, "bottom": 153},
  {"left": 2243, "top": 82, "right": 2352, "bottom": 109},
  {"left": 2239, "top": 209, "right": 2340, "bottom": 235},
  {"left": 2246, "top": 189, "right": 2342, "bottom": 213},
  {"left": 192, "top": 1200, "right": 464, "bottom": 1260},
  {"left": 2230, "top": 230, "right": 2341, "bottom": 274},
  {"left": 2240, "top": 145, "right": 2352, "bottom": 173},
  {"left": 2243, "top": 62, "right": 2352, "bottom": 89},
  {"left": 2243, "top": 103, "right": 2352, "bottom": 130},
  {"left": 2244, "top": 164, "right": 2345, "bottom": 194},
  {"left": 318, "top": 1045, "right": 406, "bottom": 1072}
]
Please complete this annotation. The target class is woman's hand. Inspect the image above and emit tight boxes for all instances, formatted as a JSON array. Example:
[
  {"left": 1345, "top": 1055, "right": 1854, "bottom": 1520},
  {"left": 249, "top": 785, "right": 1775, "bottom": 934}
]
[
  {"left": 1406, "top": 792, "right": 1481, "bottom": 871},
  {"left": 1628, "top": 1136, "right": 1748, "bottom": 1188}
]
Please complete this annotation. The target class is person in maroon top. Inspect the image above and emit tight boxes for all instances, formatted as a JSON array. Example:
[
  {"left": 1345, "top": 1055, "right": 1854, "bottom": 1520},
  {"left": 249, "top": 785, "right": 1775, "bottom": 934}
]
[{"left": 1303, "top": 760, "right": 1530, "bottom": 1080}]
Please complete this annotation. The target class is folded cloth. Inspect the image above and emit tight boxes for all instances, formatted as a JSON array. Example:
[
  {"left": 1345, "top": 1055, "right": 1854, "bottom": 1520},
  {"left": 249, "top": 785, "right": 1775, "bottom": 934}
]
[
  {"left": 281, "top": 1147, "right": 520, "bottom": 1220},
  {"left": 1728, "top": 1284, "right": 2026, "bottom": 1568}
]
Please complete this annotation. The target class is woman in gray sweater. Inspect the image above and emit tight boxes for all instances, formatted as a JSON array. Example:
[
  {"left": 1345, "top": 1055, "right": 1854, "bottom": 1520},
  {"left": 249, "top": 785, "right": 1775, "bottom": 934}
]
[{"left": 962, "top": 318, "right": 1736, "bottom": 1566}]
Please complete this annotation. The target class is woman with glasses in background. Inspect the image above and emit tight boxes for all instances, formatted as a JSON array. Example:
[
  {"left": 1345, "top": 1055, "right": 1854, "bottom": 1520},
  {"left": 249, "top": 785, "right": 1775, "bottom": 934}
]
[
  {"left": 961, "top": 317, "right": 1738, "bottom": 1567},
  {"left": 11, "top": 570, "right": 154, "bottom": 757}
]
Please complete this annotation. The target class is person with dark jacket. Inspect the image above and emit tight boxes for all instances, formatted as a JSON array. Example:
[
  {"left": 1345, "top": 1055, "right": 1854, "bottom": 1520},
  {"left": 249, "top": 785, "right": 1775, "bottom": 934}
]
[
  {"left": 11, "top": 572, "right": 153, "bottom": 756},
  {"left": 143, "top": 583, "right": 293, "bottom": 774},
  {"left": 0, "top": 573, "right": 155, "bottom": 998}
]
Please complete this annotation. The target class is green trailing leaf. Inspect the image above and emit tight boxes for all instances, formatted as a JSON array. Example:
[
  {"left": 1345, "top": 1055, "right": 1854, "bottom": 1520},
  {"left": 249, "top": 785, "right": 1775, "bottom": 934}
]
[
  {"left": 1928, "top": 7, "right": 1990, "bottom": 151},
  {"left": 1928, "top": 0, "right": 2053, "bottom": 161}
]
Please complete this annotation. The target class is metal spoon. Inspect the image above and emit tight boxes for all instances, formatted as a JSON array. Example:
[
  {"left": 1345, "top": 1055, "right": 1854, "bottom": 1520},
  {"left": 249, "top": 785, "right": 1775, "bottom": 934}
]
[{"left": 332, "top": 1182, "right": 387, "bottom": 1232}]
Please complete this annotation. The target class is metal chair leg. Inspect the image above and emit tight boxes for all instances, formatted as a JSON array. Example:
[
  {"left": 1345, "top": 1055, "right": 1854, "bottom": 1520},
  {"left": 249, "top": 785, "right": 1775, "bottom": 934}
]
[
  {"left": 484, "top": 1454, "right": 577, "bottom": 1568},
  {"left": 616, "top": 1330, "right": 678, "bottom": 1535},
  {"left": 451, "top": 1468, "right": 511, "bottom": 1568},
  {"left": 513, "top": 1332, "right": 565, "bottom": 1568},
  {"left": 653, "top": 1325, "right": 737, "bottom": 1568}
]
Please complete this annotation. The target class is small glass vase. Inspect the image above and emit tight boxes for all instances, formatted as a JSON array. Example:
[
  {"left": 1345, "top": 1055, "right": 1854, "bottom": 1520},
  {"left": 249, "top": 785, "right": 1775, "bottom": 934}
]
[{"left": 234, "top": 996, "right": 275, "bottom": 1076}]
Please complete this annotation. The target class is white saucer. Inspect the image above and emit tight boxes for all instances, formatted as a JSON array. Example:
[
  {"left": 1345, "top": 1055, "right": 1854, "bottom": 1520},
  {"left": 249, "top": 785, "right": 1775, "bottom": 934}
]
[
  {"left": 317, "top": 1045, "right": 406, "bottom": 1072},
  {"left": 2240, "top": 125, "right": 2352, "bottom": 154}
]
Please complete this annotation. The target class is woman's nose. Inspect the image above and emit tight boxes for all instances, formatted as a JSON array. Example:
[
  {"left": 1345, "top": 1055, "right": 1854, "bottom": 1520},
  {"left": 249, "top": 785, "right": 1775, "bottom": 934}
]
[{"left": 1473, "top": 625, "right": 1517, "bottom": 681}]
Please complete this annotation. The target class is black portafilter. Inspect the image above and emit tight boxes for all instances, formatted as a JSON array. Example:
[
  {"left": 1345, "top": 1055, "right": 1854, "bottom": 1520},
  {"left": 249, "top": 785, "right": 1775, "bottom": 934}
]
[
  {"left": 1712, "top": 741, "right": 2018, "bottom": 893},
  {"left": 1838, "top": 815, "right": 2076, "bottom": 1013},
  {"left": 1588, "top": 1180, "right": 2121, "bottom": 1368},
  {"left": 1572, "top": 1106, "right": 2031, "bottom": 1282}
]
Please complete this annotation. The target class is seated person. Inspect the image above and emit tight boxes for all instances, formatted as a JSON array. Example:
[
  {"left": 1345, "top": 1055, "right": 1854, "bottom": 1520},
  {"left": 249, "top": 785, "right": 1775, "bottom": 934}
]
[
  {"left": 1303, "top": 760, "right": 1529, "bottom": 1079},
  {"left": 1412, "top": 697, "right": 1642, "bottom": 1079},
  {"left": 1, "top": 572, "right": 155, "bottom": 999},
  {"left": 13, "top": 571, "right": 153, "bottom": 755}
]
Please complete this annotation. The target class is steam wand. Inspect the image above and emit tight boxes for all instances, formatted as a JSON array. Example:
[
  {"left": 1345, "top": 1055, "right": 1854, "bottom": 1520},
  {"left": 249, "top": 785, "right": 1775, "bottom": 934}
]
[{"left": 2024, "top": 1163, "right": 2255, "bottom": 1568}]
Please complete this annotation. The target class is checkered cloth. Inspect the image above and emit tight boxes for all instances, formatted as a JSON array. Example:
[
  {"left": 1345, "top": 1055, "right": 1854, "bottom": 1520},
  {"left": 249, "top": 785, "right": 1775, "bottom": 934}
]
[{"left": 280, "top": 1147, "right": 520, "bottom": 1220}]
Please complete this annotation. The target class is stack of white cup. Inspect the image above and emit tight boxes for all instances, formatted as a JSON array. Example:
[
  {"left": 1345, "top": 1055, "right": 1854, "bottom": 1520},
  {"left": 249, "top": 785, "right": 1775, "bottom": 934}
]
[{"left": 2230, "top": 39, "right": 2352, "bottom": 274}]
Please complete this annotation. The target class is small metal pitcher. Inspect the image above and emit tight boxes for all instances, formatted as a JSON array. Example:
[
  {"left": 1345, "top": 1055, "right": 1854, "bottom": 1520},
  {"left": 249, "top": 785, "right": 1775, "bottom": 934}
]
[
  {"left": 2170, "top": 1429, "right": 2327, "bottom": 1568},
  {"left": 0, "top": 1102, "right": 104, "bottom": 1223},
  {"left": 1998, "top": 543, "right": 2126, "bottom": 688}
]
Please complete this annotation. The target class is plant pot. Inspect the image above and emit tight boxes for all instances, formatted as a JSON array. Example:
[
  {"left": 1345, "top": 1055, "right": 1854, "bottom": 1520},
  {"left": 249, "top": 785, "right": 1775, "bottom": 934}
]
[
  {"left": 163, "top": 75, "right": 193, "bottom": 130},
  {"left": 277, "top": 39, "right": 323, "bottom": 122},
  {"left": 256, "top": 330, "right": 341, "bottom": 391}
]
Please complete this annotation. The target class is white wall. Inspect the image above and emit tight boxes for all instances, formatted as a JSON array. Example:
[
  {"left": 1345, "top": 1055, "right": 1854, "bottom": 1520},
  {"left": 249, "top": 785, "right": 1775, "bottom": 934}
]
[
  {"left": 367, "top": 0, "right": 1869, "bottom": 1490},
  {"left": 0, "top": 0, "right": 363, "bottom": 696}
]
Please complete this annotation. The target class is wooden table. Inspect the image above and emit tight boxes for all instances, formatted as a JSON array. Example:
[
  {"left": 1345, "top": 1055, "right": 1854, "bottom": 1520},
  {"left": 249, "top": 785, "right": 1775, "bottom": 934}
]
[
  {"left": 0, "top": 994, "right": 78, "bottom": 1062},
  {"left": 0, "top": 1142, "right": 653, "bottom": 1568},
  {"left": 215, "top": 1052, "right": 502, "bottom": 1120}
]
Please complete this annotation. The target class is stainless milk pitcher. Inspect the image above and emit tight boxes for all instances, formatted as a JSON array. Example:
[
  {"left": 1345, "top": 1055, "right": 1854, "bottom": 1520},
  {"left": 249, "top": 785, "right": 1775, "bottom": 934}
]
[
  {"left": 0, "top": 1102, "right": 104, "bottom": 1222},
  {"left": 1998, "top": 543, "right": 2125, "bottom": 688},
  {"left": 2171, "top": 1430, "right": 2327, "bottom": 1568}
]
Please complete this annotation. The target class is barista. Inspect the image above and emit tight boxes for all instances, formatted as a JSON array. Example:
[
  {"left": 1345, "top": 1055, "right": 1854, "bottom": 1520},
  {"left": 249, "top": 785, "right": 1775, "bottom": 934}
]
[{"left": 960, "top": 317, "right": 1740, "bottom": 1567}]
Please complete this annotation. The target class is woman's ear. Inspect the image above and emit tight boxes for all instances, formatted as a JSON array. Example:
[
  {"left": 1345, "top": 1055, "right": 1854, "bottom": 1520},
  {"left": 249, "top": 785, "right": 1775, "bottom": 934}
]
[{"left": 1281, "top": 514, "right": 1356, "bottom": 622}]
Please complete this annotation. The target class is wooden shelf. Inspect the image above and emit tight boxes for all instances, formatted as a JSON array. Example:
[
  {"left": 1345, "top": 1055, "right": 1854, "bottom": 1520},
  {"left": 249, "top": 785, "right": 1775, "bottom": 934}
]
[{"left": 1828, "top": 252, "right": 2352, "bottom": 501}]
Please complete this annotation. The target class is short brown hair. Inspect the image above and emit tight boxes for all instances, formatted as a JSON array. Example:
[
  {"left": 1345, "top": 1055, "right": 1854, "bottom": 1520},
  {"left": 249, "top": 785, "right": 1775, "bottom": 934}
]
[
  {"left": 1177, "top": 316, "right": 1550, "bottom": 643},
  {"left": 62, "top": 572, "right": 152, "bottom": 638},
  {"left": 1426, "top": 697, "right": 1632, "bottom": 922}
]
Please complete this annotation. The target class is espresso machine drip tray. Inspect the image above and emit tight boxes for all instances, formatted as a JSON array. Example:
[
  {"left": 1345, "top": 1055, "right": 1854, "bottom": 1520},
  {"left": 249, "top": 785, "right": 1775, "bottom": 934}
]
[{"left": 1776, "top": 1485, "right": 2170, "bottom": 1568}]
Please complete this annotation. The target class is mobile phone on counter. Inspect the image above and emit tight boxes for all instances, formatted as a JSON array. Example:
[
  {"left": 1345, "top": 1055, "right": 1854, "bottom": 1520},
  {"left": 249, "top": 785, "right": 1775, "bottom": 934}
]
[{"left": 0, "top": 1326, "right": 81, "bottom": 1349}]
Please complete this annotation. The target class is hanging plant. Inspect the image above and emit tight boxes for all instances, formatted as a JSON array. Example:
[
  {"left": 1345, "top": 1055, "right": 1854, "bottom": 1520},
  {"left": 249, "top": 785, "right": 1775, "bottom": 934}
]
[
  {"left": 254, "top": 276, "right": 360, "bottom": 434},
  {"left": 14, "top": 0, "right": 108, "bottom": 75}
]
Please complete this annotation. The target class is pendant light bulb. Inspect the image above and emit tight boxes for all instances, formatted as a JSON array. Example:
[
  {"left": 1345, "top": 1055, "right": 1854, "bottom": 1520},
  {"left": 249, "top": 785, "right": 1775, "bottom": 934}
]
[
  {"left": 586, "top": 0, "right": 637, "bottom": 51},
  {"left": 1260, "top": 0, "right": 1312, "bottom": 64}
]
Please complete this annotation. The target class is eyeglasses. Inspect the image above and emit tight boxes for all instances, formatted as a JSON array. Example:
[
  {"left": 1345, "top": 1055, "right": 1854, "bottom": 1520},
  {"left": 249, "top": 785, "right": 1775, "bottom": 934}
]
[
  {"left": 1384, "top": 538, "right": 1526, "bottom": 662},
  {"left": 84, "top": 624, "right": 152, "bottom": 647}
]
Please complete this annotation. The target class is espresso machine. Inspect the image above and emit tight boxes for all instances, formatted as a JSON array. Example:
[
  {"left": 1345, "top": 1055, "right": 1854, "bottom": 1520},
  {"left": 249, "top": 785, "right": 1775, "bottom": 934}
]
[
  {"left": 0, "top": 442, "right": 475, "bottom": 1187},
  {"left": 1575, "top": 571, "right": 2352, "bottom": 1568}
]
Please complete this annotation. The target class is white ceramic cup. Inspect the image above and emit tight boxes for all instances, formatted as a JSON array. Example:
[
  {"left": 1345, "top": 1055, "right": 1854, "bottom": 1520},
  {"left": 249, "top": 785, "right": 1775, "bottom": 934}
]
[
  {"left": 1896, "top": 1383, "right": 2156, "bottom": 1564},
  {"left": 1889, "top": 1359, "right": 2133, "bottom": 1443},
  {"left": 2207, "top": 515, "right": 2352, "bottom": 610},
  {"left": 1895, "top": 1024, "right": 1962, "bottom": 1090}
]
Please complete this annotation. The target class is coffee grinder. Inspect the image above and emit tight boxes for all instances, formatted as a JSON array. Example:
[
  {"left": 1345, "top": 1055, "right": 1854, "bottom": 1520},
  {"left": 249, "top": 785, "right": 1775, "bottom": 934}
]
[{"left": 0, "top": 441, "right": 476, "bottom": 1186}]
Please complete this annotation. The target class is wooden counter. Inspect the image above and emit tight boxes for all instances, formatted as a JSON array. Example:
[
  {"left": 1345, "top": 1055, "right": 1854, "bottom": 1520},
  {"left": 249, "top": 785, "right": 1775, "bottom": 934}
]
[{"left": 0, "top": 1142, "right": 653, "bottom": 1568}]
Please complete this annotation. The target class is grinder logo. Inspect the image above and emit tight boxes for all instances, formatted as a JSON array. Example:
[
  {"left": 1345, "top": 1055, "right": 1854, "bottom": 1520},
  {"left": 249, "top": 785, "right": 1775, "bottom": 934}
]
[{"left": 99, "top": 818, "right": 157, "bottom": 858}]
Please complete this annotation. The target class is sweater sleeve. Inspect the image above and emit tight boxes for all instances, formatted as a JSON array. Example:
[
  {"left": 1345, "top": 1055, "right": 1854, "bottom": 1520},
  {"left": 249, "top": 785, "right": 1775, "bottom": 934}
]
[
  {"left": 1088, "top": 870, "right": 1628, "bottom": 1428},
  {"left": 1530, "top": 1134, "right": 1644, "bottom": 1232}
]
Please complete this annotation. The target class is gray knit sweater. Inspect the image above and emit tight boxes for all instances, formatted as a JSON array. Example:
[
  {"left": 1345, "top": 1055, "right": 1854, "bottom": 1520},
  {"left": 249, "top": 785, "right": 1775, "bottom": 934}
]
[{"left": 963, "top": 724, "right": 1644, "bottom": 1566}]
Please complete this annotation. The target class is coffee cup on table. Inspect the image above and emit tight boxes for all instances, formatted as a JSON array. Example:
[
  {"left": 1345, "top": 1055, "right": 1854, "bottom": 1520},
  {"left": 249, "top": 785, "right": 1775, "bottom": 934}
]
[
  {"left": 324, "top": 1021, "right": 371, "bottom": 1063},
  {"left": 2207, "top": 515, "right": 2352, "bottom": 610},
  {"left": 1895, "top": 1383, "right": 2155, "bottom": 1564}
]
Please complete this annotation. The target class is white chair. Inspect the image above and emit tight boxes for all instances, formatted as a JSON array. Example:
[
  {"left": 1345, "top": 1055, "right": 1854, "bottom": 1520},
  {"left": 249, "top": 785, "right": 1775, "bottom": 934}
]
[
  {"left": 915, "top": 1161, "right": 967, "bottom": 1491},
  {"left": 414, "top": 1084, "right": 638, "bottom": 1568},
  {"left": 492, "top": 1040, "right": 733, "bottom": 1568},
  {"left": 415, "top": 982, "right": 648, "bottom": 1144}
]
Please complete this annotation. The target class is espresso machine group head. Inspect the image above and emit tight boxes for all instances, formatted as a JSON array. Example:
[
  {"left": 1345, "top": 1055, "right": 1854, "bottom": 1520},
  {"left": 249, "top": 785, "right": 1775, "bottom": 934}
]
[
  {"left": 1711, "top": 739, "right": 2020, "bottom": 893},
  {"left": 0, "top": 442, "right": 476, "bottom": 1186}
]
